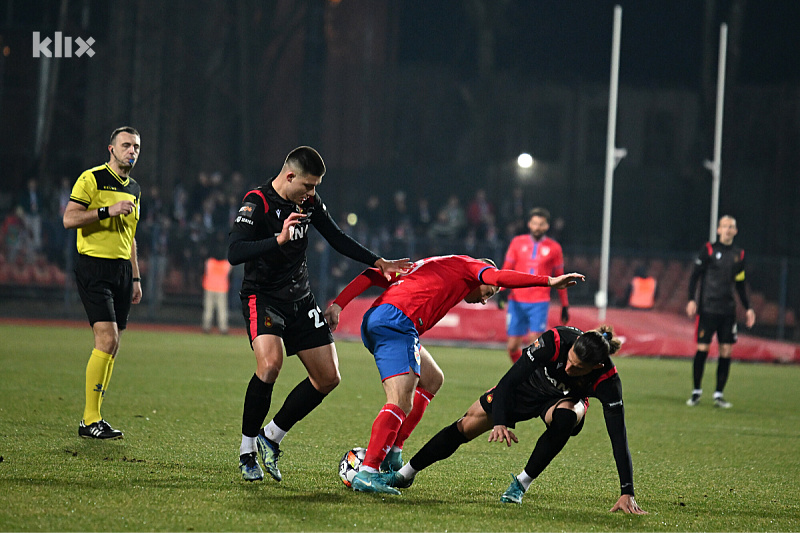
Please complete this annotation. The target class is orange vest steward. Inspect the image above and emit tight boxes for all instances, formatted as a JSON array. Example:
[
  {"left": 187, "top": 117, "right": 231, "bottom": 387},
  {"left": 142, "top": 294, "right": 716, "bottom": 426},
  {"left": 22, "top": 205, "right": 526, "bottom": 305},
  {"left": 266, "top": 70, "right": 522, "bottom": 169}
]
[
  {"left": 203, "top": 258, "right": 231, "bottom": 293},
  {"left": 629, "top": 276, "right": 656, "bottom": 309}
]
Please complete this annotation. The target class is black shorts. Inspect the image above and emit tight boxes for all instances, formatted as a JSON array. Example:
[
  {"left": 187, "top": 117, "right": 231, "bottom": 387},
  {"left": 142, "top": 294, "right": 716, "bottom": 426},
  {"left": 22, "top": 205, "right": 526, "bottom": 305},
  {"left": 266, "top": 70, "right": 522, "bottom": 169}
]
[
  {"left": 240, "top": 292, "right": 333, "bottom": 356},
  {"left": 696, "top": 313, "right": 737, "bottom": 344},
  {"left": 479, "top": 387, "right": 587, "bottom": 435},
  {"left": 74, "top": 254, "right": 133, "bottom": 329}
]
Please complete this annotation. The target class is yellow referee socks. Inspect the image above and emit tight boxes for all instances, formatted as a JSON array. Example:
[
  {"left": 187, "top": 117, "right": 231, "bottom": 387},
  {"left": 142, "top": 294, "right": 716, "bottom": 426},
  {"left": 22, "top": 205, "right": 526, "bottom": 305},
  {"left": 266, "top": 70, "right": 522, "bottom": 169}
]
[{"left": 83, "top": 349, "right": 114, "bottom": 425}]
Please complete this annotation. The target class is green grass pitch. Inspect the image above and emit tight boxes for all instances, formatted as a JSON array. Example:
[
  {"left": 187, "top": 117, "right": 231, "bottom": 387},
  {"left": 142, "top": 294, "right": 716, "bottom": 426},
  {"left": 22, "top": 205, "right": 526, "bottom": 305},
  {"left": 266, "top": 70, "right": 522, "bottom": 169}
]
[{"left": 1, "top": 323, "right": 799, "bottom": 531}]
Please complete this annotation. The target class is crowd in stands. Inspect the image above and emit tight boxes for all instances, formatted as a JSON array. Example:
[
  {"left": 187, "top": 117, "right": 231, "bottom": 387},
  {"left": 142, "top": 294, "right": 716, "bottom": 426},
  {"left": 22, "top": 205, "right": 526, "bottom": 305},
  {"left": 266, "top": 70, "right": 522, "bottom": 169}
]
[{"left": 0, "top": 171, "right": 793, "bottom": 333}]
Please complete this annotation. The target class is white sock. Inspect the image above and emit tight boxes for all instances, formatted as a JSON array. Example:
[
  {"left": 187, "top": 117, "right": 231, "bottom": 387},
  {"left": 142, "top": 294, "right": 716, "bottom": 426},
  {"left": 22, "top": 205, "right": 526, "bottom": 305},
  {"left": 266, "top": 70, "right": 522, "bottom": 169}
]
[
  {"left": 516, "top": 471, "right": 533, "bottom": 491},
  {"left": 360, "top": 465, "right": 378, "bottom": 474},
  {"left": 398, "top": 463, "right": 418, "bottom": 479},
  {"left": 263, "top": 420, "right": 287, "bottom": 444},
  {"left": 390, "top": 445, "right": 402, "bottom": 453},
  {"left": 713, "top": 391, "right": 724, "bottom": 399},
  {"left": 693, "top": 389, "right": 703, "bottom": 396},
  {"left": 240, "top": 435, "right": 257, "bottom": 456}
]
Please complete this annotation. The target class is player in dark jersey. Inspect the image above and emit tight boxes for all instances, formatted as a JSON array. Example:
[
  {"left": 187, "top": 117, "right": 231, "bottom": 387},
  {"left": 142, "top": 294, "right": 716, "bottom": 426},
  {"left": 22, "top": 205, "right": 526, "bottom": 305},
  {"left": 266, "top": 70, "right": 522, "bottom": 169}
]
[
  {"left": 686, "top": 215, "right": 756, "bottom": 408},
  {"left": 63, "top": 126, "right": 142, "bottom": 440},
  {"left": 228, "top": 146, "right": 410, "bottom": 482},
  {"left": 382, "top": 325, "right": 647, "bottom": 514},
  {"left": 324, "top": 255, "right": 584, "bottom": 495}
]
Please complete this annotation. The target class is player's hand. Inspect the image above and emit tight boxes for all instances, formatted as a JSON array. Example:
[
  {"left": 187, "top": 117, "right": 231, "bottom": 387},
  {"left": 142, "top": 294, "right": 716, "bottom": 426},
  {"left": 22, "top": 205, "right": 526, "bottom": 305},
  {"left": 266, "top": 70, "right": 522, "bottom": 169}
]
[
  {"left": 277, "top": 212, "right": 307, "bottom": 245},
  {"left": 610, "top": 494, "right": 648, "bottom": 514},
  {"left": 549, "top": 272, "right": 585, "bottom": 289},
  {"left": 324, "top": 303, "right": 342, "bottom": 332},
  {"left": 110, "top": 200, "right": 136, "bottom": 217},
  {"left": 686, "top": 300, "right": 697, "bottom": 318},
  {"left": 560, "top": 306, "right": 569, "bottom": 324},
  {"left": 488, "top": 425, "right": 518, "bottom": 447},
  {"left": 745, "top": 308, "right": 756, "bottom": 328},
  {"left": 375, "top": 257, "right": 413, "bottom": 281},
  {"left": 131, "top": 279, "right": 142, "bottom": 304}
]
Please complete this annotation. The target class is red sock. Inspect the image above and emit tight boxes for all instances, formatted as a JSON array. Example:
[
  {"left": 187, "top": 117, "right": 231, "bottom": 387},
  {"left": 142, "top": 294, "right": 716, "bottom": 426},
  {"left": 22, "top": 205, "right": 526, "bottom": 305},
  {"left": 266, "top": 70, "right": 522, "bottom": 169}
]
[
  {"left": 362, "top": 404, "right": 406, "bottom": 470},
  {"left": 509, "top": 349, "right": 522, "bottom": 363},
  {"left": 393, "top": 387, "right": 434, "bottom": 450}
]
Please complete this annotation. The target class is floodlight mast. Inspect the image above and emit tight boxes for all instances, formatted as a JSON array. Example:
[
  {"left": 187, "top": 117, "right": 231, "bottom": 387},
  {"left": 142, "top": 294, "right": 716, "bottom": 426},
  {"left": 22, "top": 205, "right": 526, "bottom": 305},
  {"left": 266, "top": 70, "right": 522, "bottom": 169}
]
[
  {"left": 597, "top": 5, "right": 625, "bottom": 321},
  {"left": 705, "top": 23, "right": 728, "bottom": 242}
]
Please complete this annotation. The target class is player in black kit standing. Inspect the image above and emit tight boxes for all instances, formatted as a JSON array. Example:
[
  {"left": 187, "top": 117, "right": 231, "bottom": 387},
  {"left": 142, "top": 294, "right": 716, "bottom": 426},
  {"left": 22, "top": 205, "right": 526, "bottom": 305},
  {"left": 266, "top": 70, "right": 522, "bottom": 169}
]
[
  {"left": 685, "top": 215, "right": 756, "bottom": 409},
  {"left": 384, "top": 325, "right": 647, "bottom": 514},
  {"left": 228, "top": 146, "right": 410, "bottom": 481}
]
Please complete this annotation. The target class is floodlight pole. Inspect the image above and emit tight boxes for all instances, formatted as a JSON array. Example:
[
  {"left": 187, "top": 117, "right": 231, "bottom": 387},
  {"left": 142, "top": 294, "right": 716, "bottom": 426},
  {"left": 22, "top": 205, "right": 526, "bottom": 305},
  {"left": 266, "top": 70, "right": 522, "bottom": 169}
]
[
  {"left": 704, "top": 23, "right": 728, "bottom": 242},
  {"left": 597, "top": 5, "right": 625, "bottom": 321}
]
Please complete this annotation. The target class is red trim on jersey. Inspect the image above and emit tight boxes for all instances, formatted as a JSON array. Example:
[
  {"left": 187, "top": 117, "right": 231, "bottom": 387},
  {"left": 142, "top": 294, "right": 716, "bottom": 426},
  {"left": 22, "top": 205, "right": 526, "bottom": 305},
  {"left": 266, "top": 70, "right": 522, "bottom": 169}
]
[
  {"left": 244, "top": 189, "right": 269, "bottom": 213},
  {"left": 248, "top": 294, "right": 258, "bottom": 340},
  {"left": 592, "top": 366, "right": 619, "bottom": 391},
  {"left": 740, "top": 249, "right": 745, "bottom": 260},
  {"left": 705, "top": 242, "right": 713, "bottom": 256},
  {"left": 694, "top": 314, "right": 700, "bottom": 340},
  {"left": 550, "top": 328, "right": 561, "bottom": 362}
]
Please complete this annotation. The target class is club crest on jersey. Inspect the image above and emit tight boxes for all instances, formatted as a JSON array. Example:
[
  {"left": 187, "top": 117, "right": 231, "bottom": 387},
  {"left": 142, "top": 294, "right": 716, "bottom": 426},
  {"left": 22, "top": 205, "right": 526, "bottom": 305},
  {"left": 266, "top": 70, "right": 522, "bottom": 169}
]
[
  {"left": 239, "top": 203, "right": 255, "bottom": 218},
  {"left": 716, "top": 252, "right": 722, "bottom": 259},
  {"left": 541, "top": 246, "right": 550, "bottom": 256},
  {"left": 276, "top": 209, "right": 281, "bottom": 218}
]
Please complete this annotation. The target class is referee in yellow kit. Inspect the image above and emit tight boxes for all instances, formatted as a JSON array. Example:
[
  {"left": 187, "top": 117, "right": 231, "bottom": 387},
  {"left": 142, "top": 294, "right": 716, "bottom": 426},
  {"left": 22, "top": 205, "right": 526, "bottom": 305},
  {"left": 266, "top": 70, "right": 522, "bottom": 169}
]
[{"left": 63, "top": 126, "right": 142, "bottom": 439}]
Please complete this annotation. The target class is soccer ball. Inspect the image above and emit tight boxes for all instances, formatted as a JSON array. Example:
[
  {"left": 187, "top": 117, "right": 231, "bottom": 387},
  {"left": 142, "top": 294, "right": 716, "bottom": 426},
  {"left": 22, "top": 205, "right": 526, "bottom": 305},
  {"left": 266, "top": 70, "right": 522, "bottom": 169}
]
[{"left": 338, "top": 447, "right": 366, "bottom": 487}]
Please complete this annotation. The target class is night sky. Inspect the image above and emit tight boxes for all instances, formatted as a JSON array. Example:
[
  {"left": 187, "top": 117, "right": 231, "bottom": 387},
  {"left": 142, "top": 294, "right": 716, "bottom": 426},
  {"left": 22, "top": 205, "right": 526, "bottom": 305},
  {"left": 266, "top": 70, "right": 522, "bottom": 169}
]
[{"left": 399, "top": 0, "right": 800, "bottom": 87}]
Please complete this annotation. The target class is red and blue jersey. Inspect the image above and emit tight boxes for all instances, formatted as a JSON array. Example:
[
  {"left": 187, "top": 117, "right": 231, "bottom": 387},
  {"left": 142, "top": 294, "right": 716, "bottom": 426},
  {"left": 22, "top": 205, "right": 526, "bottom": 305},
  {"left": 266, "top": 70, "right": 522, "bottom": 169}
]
[{"left": 503, "top": 235, "right": 567, "bottom": 306}]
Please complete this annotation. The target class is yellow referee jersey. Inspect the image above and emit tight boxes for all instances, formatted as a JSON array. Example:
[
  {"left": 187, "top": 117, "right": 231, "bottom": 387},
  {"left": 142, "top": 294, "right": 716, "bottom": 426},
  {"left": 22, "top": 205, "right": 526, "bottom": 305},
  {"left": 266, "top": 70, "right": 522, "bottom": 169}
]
[{"left": 69, "top": 163, "right": 141, "bottom": 259}]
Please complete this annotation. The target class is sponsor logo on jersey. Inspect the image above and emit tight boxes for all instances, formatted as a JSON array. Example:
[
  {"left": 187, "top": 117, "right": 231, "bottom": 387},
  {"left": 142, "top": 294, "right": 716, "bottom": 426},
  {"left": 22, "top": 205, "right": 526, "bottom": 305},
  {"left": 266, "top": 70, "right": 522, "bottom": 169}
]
[{"left": 544, "top": 367, "right": 570, "bottom": 394}]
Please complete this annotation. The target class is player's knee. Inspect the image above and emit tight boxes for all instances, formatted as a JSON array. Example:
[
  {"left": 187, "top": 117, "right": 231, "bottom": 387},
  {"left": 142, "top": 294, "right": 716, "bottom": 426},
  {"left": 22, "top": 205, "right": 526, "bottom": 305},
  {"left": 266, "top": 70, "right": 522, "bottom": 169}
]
[
  {"left": 316, "top": 371, "right": 340, "bottom": 394},
  {"left": 421, "top": 367, "right": 444, "bottom": 394},
  {"left": 549, "top": 408, "right": 578, "bottom": 437}
]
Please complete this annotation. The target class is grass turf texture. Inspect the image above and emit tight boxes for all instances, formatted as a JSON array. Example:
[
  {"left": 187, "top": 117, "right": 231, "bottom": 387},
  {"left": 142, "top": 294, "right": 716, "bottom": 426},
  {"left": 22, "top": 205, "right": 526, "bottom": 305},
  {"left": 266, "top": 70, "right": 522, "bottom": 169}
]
[{"left": 1, "top": 323, "right": 799, "bottom": 532}]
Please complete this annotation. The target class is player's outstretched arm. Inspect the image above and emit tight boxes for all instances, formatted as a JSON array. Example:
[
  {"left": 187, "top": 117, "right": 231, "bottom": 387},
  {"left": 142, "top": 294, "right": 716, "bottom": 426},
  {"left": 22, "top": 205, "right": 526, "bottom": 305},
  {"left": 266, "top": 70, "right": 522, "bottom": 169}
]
[
  {"left": 548, "top": 272, "right": 585, "bottom": 289},
  {"left": 610, "top": 494, "right": 647, "bottom": 514},
  {"left": 374, "top": 257, "right": 413, "bottom": 281}
]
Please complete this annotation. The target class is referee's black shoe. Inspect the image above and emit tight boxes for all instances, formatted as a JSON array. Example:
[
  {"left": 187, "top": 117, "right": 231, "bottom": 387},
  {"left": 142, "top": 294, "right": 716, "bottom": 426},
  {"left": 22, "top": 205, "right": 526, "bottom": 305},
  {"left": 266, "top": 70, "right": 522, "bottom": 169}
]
[{"left": 79, "top": 419, "right": 124, "bottom": 440}]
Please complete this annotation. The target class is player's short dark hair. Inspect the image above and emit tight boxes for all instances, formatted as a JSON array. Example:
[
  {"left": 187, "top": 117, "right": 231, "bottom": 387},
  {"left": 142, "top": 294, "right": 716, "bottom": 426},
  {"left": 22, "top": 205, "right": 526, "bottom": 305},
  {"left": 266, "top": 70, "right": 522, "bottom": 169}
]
[
  {"left": 528, "top": 207, "right": 550, "bottom": 222},
  {"left": 573, "top": 325, "right": 620, "bottom": 365},
  {"left": 285, "top": 146, "right": 326, "bottom": 177},
  {"left": 110, "top": 126, "right": 140, "bottom": 145},
  {"left": 479, "top": 257, "right": 497, "bottom": 268}
]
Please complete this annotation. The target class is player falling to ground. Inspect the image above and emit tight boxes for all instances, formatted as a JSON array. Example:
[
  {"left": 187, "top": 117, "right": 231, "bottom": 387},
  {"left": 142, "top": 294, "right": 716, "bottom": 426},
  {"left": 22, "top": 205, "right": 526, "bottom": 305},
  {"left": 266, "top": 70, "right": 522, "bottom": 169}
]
[
  {"left": 324, "top": 254, "right": 584, "bottom": 495},
  {"left": 63, "top": 126, "right": 142, "bottom": 440},
  {"left": 686, "top": 215, "right": 755, "bottom": 409},
  {"left": 383, "top": 325, "right": 647, "bottom": 514},
  {"left": 228, "top": 146, "right": 410, "bottom": 482},
  {"left": 503, "top": 207, "right": 569, "bottom": 363}
]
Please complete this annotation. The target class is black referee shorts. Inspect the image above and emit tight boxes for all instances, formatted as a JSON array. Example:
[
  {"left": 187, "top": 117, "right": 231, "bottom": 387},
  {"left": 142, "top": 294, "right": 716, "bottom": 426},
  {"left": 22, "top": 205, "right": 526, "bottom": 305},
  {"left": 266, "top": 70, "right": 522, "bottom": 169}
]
[
  {"left": 240, "top": 292, "right": 333, "bottom": 355},
  {"left": 75, "top": 254, "right": 133, "bottom": 329}
]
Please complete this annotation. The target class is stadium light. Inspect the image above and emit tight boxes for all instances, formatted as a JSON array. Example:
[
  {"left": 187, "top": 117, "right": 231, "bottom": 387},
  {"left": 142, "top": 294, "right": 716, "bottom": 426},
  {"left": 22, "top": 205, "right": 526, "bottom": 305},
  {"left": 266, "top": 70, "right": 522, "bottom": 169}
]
[{"left": 517, "top": 152, "right": 534, "bottom": 169}]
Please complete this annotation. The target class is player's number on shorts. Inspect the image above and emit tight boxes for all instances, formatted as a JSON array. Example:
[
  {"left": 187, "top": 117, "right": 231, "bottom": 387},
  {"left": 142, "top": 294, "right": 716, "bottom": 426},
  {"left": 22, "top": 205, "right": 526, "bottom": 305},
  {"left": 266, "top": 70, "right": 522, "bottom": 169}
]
[{"left": 308, "top": 307, "right": 325, "bottom": 329}]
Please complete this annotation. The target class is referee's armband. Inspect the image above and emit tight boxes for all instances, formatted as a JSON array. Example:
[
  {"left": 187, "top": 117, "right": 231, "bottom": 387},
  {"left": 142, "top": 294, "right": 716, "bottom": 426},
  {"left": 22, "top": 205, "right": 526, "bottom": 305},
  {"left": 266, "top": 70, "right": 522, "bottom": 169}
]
[{"left": 98, "top": 206, "right": 110, "bottom": 220}]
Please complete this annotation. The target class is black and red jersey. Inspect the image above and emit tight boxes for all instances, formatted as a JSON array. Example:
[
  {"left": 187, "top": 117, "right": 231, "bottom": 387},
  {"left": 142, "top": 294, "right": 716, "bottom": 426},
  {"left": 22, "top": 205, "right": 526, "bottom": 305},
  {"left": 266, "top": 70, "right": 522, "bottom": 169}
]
[
  {"left": 228, "top": 178, "right": 379, "bottom": 302},
  {"left": 491, "top": 325, "right": 634, "bottom": 496},
  {"left": 688, "top": 241, "right": 750, "bottom": 316}
]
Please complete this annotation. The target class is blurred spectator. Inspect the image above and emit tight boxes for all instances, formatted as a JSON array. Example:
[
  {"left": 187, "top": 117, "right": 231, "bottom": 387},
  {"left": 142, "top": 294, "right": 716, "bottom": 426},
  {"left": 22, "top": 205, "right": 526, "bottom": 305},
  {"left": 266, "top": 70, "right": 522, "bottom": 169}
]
[
  {"left": 389, "top": 190, "right": 413, "bottom": 241},
  {"left": 467, "top": 188, "right": 495, "bottom": 239},
  {"left": 19, "top": 178, "right": 43, "bottom": 254},
  {"left": 624, "top": 265, "right": 658, "bottom": 310},
  {"left": 362, "top": 194, "right": 389, "bottom": 250},
  {"left": 0, "top": 206, "right": 28, "bottom": 262},
  {"left": 173, "top": 181, "right": 189, "bottom": 227},
  {"left": 414, "top": 196, "right": 432, "bottom": 237},
  {"left": 428, "top": 194, "right": 466, "bottom": 243},
  {"left": 202, "top": 233, "right": 231, "bottom": 334},
  {"left": 500, "top": 186, "right": 528, "bottom": 238}
]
